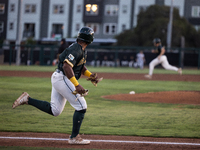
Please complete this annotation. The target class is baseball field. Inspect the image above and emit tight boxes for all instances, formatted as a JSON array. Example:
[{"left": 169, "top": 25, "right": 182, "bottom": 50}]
[{"left": 0, "top": 65, "right": 200, "bottom": 150}]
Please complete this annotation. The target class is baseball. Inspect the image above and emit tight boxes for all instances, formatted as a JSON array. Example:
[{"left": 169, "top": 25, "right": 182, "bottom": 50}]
[{"left": 129, "top": 91, "right": 135, "bottom": 94}]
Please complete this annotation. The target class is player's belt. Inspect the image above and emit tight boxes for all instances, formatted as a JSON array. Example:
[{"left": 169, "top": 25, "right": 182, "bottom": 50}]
[
  {"left": 56, "top": 69, "right": 65, "bottom": 75},
  {"left": 56, "top": 69, "right": 63, "bottom": 74},
  {"left": 56, "top": 69, "right": 61, "bottom": 73}
]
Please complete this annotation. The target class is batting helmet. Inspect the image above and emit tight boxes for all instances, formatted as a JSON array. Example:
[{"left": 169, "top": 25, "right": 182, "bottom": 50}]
[
  {"left": 153, "top": 38, "right": 161, "bottom": 44},
  {"left": 77, "top": 27, "right": 94, "bottom": 44}
]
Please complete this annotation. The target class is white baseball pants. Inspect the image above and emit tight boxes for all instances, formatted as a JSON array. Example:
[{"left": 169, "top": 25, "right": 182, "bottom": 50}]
[
  {"left": 149, "top": 55, "right": 178, "bottom": 76},
  {"left": 50, "top": 71, "right": 87, "bottom": 116}
]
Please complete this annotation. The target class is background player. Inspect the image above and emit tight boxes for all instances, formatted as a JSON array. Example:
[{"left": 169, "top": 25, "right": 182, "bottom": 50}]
[
  {"left": 145, "top": 38, "right": 182, "bottom": 79},
  {"left": 135, "top": 50, "right": 145, "bottom": 69},
  {"left": 12, "top": 27, "right": 100, "bottom": 145},
  {"left": 53, "top": 38, "right": 69, "bottom": 65}
]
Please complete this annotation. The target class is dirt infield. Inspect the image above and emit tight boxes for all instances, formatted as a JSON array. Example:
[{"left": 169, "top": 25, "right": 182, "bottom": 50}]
[
  {"left": 103, "top": 91, "right": 200, "bottom": 105},
  {"left": 0, "top": 70, "right": 200, "bottom": 149},
  {"left": 0, "top": 132, "right": 200, "bottom": 150},
  {"left": 1, "top": 70, "right": 200, "bottom": 82}
]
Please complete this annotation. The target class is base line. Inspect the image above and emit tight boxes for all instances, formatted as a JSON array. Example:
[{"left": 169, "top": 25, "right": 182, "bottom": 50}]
[{"left": 0, "top": 136, "right": 200, "bottom": 146}]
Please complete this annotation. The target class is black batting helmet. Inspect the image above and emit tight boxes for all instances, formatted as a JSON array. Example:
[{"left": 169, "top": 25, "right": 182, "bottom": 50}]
[
  {"left": 153, "top": 38, "right": 161, "bottom": 44},
  {"left": 77, "top": 27, "right": 94, "bottom": 44}
]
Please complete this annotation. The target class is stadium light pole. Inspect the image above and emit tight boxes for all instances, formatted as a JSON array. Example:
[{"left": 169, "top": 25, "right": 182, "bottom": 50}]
[
  {"left": 167, "top": 0, "right": 174, "bottom": 51},
  {"left": 16, "top": 0, "right": 23, "bottom": 66}
]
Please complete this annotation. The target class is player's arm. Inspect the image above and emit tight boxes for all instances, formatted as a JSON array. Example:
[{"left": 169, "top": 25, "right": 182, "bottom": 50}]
[
  {"left": 82, "top": 66, "right": 98, "bottom": 80},
  {"left": 82, "top": 66, "right": 92, "bottom": 77},
  {"left": 82, "top": 66, "right": 102, "bottom": 86},
  {"left": 62, "top": 62, "right": 85, "bottom": 94}
]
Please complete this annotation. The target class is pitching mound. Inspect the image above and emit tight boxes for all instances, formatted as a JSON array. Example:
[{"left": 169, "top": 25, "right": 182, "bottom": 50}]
[{"left": 103, "top": 91, "right": 200, "bottom": 105}]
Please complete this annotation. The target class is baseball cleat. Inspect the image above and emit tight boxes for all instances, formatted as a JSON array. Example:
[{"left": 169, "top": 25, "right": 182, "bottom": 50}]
[
  {"left": 12, "top": 92, "right": 29, "bottom": 109},
  {"left": 144, "top": 74, "right": 152, "bottom": 79},
  {"left": 178, "top": 68, "right": 182, "bottom": 75},
  {"left": 68, "top": 134, "right": 90, "bottom": 145}
]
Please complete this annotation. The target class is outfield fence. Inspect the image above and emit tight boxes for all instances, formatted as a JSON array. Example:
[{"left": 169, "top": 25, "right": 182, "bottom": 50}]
[{"left": 0, "top": 44, "right": 200, "bottom": 69}]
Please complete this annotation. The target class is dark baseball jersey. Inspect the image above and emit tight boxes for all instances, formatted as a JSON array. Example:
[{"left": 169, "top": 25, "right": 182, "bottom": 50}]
[
  {"left": 58, "top": 42, "right": 87, "bottom": 80},
  {"left": 154, "top": 45, "right": 163, "bottom": 57}
]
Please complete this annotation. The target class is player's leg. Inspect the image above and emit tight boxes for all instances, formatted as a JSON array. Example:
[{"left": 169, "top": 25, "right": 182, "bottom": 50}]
[
  {"left": 71, "top": 109, "right": 86, "bottom": 137},
  {"left": 12, "top": 89, "right": 57, "bottom": 116},
  {"left": 141, "top": 61, "right": 144, "bottom": 69},
  {"left": 12, "top": 72, "right": 67, "bottom": 116},
  {"left": 46, "top": 72, "right": 88, "bottom": 138},
  {"left": 68, "top": 108, "right": 90, "bottom": 144},
  {"left": 50, "top": 86, "right": 67, "bottom": 116},
  {"left": 149, "top": 58, "right": 161, "bottom": 75},
  {"left": 160, "top": 55, "right": 178, "bottom": 71},
  {"left": 145, "top": 58, "right": 160, "bottom": 79},
  {"left": 57, "top": 75, "right": 89, "bottom": 144},
  {"left": 27, "top": 96, "right": 54, "bottom": 115},
  {"left": 12, "top": 90, "right": 61, "bottom": 116},
  {"left": 28, "top": 71, "right": 66, "bottom": 115},
  {"left": 27, "top": 85, "right": 66, "bottom": 116},
  {"left": 60, "top": 76, "right": 87, "bottom": 135},
  {"left": 68, "top": 104, "right": 89, "bottom": 144},
  {"left": 138, "top": 60, "right": 144, "bottom": 69}
]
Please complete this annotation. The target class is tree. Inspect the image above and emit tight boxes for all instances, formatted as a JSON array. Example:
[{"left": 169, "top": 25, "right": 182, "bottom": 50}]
[{"left": 115, "top": 5, "right": 200, "bottom": 47}]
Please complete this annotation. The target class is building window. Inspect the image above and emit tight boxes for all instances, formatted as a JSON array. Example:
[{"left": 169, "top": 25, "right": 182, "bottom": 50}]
[
  {"left": 76, "top": 24, "right": 80, "bottom": 32},
  {"left": 9, "top": 22, "right": 14, "bottom": 30},
  {"left": 86, "top": 23, "right": 99, "bottom": 34},
  {"left": 0, "top": 22, "right": 4, "bottom": 33},
  {"left": 51, "top": 24, "right": 63, "bottom": 38},
  {"left": 122, "top": 24, "right": 126, "bottom": 31},
  {"left": 85, "top": 4, "right": 98, "bottom": 16},
  {"left": 104, "top": 23, "right": 117, "bottom": 35},
  {"left": 105, "top": 5, "right": 118, "bottom": 16},
  {"left": 53, "top": 5, "right": 64, "bottom": 14},
  {"left": 122, "top": 5, "right": 127, "bottom": 13},
  {"left": 23, "top": 23, "right": 35, "bottom": 38},
  {"left": 192, "top": 6, "right": 200, "bottom": 17},
  {"left": 25, "top": 4, "right": 36, "bottom": 13},
  {"left": 0, "top": 4, "right": 5, "bottom": 14},
  {"left": 10, "top": 4, "right": 15, "bottom": 12},
  {"left": 77, "top": 5, "right": 81, "bottom": 13},
  {"left": 139, "top": 6, "right": 148, "bottom": 12}
]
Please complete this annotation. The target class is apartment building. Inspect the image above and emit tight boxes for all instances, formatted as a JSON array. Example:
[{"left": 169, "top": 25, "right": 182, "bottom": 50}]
[
  {"left": 184, "top": 0, "right": 200, "bottom": 30},
  {"left": 0, "top": 0, "right": 8, "bottom": 40},
  {"left": 0, "top": 0, "right": 199, "bottom": 43}
]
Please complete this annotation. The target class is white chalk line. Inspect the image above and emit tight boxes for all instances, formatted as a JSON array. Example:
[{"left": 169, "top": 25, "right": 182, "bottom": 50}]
[{"left": 0, "top": 136, "right": 200, "bottom": 146}]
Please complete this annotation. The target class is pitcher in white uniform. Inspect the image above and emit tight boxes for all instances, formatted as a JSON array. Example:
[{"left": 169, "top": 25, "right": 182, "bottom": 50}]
[{"left": 145, "top": 38, "right": 182, "bottom": 79}]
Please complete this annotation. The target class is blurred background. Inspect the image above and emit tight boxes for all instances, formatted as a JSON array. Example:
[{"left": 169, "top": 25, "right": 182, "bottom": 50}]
[{"left": 0, "top": 0, "right": 199, "bottom": 68}]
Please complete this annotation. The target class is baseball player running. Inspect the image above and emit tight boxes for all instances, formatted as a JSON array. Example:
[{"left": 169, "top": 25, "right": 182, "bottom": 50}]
[
  {"left": 12, "top": 27, "right": 102, "bottom": 145},
  {"left": 145, "top": 38, "right": 182, "bottom": 79}
]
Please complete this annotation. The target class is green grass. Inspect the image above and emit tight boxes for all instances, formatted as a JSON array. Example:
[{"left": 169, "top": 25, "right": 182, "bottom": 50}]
[
  {"left": 0, "top": 74, "right": 200, "bottom": 138},
  {"left": 0, "top": 65, "right": 200, "bottom": 74}
]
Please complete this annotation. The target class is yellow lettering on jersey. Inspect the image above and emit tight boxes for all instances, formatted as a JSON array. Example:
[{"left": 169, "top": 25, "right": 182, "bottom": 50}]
[{"left": 77, "top": 58, "right": 86, "bottom": 66}]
